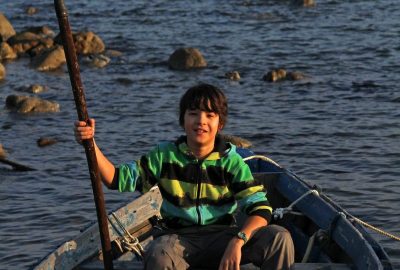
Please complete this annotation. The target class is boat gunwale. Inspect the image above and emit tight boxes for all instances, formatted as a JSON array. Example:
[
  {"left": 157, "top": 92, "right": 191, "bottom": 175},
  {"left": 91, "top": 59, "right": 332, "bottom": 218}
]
[{"left": 33, "top": 188, "right": 162, "bottom": 270}]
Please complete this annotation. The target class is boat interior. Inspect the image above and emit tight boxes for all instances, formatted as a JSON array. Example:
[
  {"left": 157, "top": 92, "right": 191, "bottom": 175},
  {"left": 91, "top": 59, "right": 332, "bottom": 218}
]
[{"left": 75, "top": 171, "right": 358, "bottom": 270}]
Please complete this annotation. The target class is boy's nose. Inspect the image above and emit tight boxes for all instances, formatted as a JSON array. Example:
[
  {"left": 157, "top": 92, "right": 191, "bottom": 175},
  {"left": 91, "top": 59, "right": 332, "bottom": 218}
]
[{"left": 197, "top": 112, "right": 207, "bottom": 124}]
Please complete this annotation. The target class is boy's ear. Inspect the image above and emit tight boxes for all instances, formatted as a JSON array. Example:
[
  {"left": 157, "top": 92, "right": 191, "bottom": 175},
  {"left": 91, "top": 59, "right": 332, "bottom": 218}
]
[{"left": 218, "top": 123, "right": 224, "bottom": 131}]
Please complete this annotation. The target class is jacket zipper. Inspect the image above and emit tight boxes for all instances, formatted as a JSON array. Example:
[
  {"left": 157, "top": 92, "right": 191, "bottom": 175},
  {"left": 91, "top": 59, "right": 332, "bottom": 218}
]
[{"left": 195, "top": 160, "right": 203, "bottom": 225}]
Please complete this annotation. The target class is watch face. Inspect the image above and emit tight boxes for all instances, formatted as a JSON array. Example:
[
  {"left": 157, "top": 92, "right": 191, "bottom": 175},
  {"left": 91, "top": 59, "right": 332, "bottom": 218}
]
[{"left": 237, "top": 231, "right": 247, "bottom": 243}]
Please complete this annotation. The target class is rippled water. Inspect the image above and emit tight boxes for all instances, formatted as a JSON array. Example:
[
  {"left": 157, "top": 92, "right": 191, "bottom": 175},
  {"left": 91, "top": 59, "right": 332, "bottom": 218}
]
[{"left": 1, "top": 1, "right": 399, "bottom": 269}]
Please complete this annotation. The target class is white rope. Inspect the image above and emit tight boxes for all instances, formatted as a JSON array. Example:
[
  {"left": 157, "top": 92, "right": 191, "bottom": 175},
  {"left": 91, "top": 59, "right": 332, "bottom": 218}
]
[
  {"left": 301, "top": 230, "right": 318, "bottom": 263},
  {"left": 320, "top": 193, "right": 400, "bottom": 242},
  {"left": 341, "top": 213, "right": 400, "bottom": 242},
  {"left": 242, "top": 155, "right": 282, "bottom": 168},
  {"left": 273, "top": 189, "right": 319, "bottom": 219},
  {"left": 108, "top": 212, "right": 145, "bottom": 258}
]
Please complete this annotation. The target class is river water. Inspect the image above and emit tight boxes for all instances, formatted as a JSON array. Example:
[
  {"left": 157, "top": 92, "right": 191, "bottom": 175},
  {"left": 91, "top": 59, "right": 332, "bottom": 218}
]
[{"left": 0, "top": 1, "right": 399, "bottom": 269}]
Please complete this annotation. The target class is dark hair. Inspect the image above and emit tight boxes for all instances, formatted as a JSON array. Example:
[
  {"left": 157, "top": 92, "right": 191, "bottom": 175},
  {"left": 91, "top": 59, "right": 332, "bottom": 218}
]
[{"left": 179, "top": 83, "right": 228, "bottom": 128}]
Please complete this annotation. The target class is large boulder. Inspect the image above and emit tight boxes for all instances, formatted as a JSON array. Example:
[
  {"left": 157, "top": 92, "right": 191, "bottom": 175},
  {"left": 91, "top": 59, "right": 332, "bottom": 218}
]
[
  {"left": 168, "top": 47, "right": 207, "bottom": 70},
  {"left": 0, "top": 13, "right": 16, "bottom": 42},
  {"left": 73, "top": 31, "right": 105, "bottom": 55},
  {"left": 8, "top": 32, "right": 41, "bottom": 54},
  {"left": 0, "top": 63, "right": 5, "bottom": 80},
  {"left": 0, "top": 42, "right": 17, "bottom": 60},
  {"left": 54, "top": 31, "right": 105, "bottom": 55},
  {"left": 6, "top": 95, "right": 60, "bottom": 113},
  {"left": 31, "top": 45, "right": 66, "bottom": 71},
  {"left": 7, "top": 31, "right": 54, "bottom": 56}
]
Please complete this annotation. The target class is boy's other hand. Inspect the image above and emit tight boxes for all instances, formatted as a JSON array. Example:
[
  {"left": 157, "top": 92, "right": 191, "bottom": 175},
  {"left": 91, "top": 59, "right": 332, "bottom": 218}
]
[
  {"left": 74, "top": 118, "right": 95, "bottom": 144},
  {"left": 218, "top": 238, "right": 243, "bottom": 270}
]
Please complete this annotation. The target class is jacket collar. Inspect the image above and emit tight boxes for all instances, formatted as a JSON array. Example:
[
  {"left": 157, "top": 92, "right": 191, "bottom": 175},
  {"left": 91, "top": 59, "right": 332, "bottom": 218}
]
[{"left": 175, "top": 134, "right": 231, "bottom": 161}]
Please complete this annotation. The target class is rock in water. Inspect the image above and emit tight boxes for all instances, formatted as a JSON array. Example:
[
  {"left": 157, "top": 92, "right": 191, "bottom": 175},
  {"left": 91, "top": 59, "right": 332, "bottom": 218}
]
[
  {"left": 6, "top": 95, "right": 60, "bottom": 113},
  {"left": 168, "top": 47, "right": 207, "bottom": 70}
]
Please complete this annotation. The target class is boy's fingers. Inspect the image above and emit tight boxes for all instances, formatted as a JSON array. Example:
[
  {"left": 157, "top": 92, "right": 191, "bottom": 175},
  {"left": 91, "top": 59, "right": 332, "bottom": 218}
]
[
  {"left": 88, "top": 118, "right": 95, "bottom": 128},
  {"left": 74, "top": 119, "right": 95, "bottom": 145},
  {"left": 75, "top": 119, "right": 95, "bottom": 126},
  {"left": 75, "top": 120, "right": 87, "bottom": 127},
  {"left": 76, "top": 128, "right": 93, "bottom": 135}
]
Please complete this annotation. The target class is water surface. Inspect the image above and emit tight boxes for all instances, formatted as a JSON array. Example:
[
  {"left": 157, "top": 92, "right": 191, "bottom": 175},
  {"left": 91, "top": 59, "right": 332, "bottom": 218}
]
[{"left": 0, "top": 1, "right": 399, "bottom": 269}]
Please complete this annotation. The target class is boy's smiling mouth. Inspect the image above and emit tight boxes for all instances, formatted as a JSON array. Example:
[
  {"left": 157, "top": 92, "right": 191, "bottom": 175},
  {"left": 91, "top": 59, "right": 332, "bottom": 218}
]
[{"left": 195, "top": 128, "right": 207, "bottom": 134}]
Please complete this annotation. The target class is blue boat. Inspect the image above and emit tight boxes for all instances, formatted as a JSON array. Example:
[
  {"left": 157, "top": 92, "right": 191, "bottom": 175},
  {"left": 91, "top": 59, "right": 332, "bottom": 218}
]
[{"left": 33, "top": 147, "right": 393, "bottom": 270}]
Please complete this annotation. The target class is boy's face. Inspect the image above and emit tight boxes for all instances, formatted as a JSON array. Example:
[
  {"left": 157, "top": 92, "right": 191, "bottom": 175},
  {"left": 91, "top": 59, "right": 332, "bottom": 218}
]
[{"left": 183, "top": 108, "right": 221, "bottom": 151}]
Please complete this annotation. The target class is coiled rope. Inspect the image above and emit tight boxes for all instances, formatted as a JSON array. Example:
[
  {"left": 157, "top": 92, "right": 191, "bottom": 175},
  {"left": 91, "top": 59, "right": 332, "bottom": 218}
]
[{"left": 108, "top": 212, "right": 145, "bottom": 259}]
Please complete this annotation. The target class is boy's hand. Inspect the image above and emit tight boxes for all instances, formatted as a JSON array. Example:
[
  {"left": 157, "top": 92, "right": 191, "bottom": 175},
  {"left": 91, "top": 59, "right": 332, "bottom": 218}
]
[
  {"left": 218, "top": 238, "right": 243, "bottom": 270},
  {"left": 74, "top": 118, "right": 95, "bottom": 144}
]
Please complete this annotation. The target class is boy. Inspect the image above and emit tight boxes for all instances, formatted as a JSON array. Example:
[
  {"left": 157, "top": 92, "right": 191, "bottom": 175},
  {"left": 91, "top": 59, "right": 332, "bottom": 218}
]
[{"left": 75, "top": 83, "right": 294, "bottom": 270}]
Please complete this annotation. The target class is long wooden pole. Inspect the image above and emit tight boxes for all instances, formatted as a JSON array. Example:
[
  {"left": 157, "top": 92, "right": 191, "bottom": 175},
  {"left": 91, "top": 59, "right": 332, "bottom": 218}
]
[{"left": 54, "top": 1, "right": 113, "bottom": 269}]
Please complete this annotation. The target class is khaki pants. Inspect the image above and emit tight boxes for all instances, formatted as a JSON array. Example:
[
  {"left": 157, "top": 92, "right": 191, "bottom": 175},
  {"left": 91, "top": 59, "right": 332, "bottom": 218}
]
[{"left": 144, "top": 224, "right": 294, "bottom": 270}]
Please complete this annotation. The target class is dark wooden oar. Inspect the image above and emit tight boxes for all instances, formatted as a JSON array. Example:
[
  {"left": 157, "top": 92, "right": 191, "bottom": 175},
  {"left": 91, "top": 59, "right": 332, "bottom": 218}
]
[
  {"left": 54, "top": 1, "right": 114, "bottom": 269},
  {"left": 0, "top": 157, "right": 35, "bottom": 171}
]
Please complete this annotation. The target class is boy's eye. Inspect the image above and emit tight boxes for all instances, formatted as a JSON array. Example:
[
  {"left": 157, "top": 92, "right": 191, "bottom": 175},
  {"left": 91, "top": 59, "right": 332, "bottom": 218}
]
[{"left": 207, "top": 113, "right": 216, "bottom": 118}]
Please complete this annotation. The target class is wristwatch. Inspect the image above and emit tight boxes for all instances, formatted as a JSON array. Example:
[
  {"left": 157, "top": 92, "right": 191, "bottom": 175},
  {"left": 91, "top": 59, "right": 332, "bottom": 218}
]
[{"left": 236, "top": 231, "right": 248, "bottom": 244}]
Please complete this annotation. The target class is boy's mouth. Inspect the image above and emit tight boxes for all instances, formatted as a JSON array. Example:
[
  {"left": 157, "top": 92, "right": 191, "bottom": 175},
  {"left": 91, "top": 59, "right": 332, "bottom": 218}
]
[{"left": 194, "top": 128, "right": 207, "bottom": 134}]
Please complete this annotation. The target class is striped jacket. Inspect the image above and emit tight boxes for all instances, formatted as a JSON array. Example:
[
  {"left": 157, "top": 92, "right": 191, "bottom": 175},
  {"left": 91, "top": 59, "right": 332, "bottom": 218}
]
[{"left": 117, "top": 135, "right": 272, "bottom": 227}]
